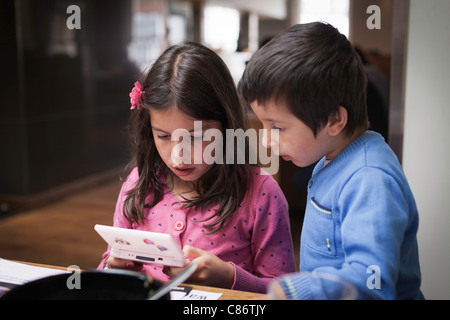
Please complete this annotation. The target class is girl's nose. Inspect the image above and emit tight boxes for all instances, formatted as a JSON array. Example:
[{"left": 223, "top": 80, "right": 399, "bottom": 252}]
[{"left": 170, "top": 139, "right": 192, "bottom": 166}]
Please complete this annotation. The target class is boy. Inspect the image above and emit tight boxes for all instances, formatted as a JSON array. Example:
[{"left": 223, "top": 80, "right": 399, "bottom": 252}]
[{"left": 238, "top": 22, "right": 423, "bottom": 299}]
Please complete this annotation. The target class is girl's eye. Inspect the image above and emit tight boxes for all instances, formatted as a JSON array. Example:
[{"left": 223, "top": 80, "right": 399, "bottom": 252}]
[{"left": 157, "top": 135, "right": 170, "bottom": 140}]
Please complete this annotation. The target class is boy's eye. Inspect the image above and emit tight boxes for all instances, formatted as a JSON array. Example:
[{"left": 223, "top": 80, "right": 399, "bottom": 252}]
[{"left": 272, "top": 125, "right": 283, "bottom": 131}]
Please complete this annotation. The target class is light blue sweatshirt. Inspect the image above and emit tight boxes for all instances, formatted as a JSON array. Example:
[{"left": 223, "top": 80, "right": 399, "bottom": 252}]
[{"left": 279, "top": 131, "right": 423, "bottom": 299}]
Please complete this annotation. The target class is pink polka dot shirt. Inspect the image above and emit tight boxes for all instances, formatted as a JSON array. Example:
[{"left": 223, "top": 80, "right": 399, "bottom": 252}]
[{"left": 98, "top": 166, "right": 296, "bottom": 293}]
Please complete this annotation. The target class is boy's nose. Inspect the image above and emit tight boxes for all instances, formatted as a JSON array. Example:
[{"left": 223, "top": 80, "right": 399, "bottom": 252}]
[
  {"left": 261, "top": 129, "right": 279, "bottom": 150},
  {"left": 261, "top": 129, "right": 271, "bottom": 149}
]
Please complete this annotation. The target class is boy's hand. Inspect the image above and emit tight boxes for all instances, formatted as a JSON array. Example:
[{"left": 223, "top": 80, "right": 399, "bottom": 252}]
[
  {"left": 267, "top": 281, "right": 288, "bottom": 300},
  {"left": 163, "top": 245, "right": 235, "bottom": 289},
  {"left": 106, "top": 256, "right": 143, "bottom": 272}
]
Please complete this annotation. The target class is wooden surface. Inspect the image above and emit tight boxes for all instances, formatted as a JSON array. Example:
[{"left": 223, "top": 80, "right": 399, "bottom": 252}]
[
  {"left": 0, "top": 179, "right": 123, "bottom": 269},
  {"left": 12, "top": 260, "right": 265, "bottom": 300}
]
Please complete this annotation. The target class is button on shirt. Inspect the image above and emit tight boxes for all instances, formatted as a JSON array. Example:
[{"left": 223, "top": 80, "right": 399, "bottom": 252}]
[{"left": 174, "top": 221, "right": 185, "bottom": 231}]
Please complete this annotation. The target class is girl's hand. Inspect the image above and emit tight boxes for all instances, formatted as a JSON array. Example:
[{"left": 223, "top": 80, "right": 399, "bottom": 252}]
[
  {"left": 106, "top": 256, "right": 143, "bottom": 272},
  {"left": 163, "top": 245, "right": 235, "bottom": 289}
]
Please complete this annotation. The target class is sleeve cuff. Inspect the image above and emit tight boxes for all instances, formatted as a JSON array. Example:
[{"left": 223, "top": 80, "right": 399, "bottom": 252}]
[
  {"left": 278, "top": 274, "right": 314, "bottom": 300},
  {"left": 229, "top": 262, "right": 271, "bottom": 293}
]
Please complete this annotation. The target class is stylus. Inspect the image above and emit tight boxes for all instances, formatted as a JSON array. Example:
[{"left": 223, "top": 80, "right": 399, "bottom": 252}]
[{"left": 148, "top": 262, "right": 198, "bottom": 300}]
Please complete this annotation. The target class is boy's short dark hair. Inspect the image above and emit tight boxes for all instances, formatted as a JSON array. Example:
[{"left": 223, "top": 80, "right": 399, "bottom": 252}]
[{"left": 239, "top": 22, "right": 369, "bottom": 136}]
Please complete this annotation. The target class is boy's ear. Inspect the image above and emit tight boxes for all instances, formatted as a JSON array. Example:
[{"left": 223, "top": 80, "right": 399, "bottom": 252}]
[{"left": 326, "top": 106, "right": 347, "bottom": 136}]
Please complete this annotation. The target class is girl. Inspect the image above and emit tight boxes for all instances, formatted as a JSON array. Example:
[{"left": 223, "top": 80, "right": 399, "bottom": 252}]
[{"left": 98, "top": 42, "right": 296, "bottom": 293}]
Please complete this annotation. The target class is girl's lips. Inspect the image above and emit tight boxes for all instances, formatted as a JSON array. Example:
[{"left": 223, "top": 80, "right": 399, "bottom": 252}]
[
  {"left": 281, "top": 155, "right": 291, "bottom": 161},
  {"left": 173, "top": 167, "right": 195, "bottom": 177}
]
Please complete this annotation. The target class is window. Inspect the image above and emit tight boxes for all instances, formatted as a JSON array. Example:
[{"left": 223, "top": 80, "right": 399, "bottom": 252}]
[
  {"left": 299, "top": 0, "right": 349, "bottom": 37},
  {"left": 203, "top": 5, "right": 240, "bottom": 52}
]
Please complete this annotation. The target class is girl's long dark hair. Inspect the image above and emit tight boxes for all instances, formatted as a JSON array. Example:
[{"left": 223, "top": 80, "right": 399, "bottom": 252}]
[{"left": 124, "top": 42, "right": 253, "bottom": 233}]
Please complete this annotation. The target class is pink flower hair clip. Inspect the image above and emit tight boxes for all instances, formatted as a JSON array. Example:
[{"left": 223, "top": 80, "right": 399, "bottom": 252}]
[{"left": 129, "top": 81, "right": 144, "bottom": 110}]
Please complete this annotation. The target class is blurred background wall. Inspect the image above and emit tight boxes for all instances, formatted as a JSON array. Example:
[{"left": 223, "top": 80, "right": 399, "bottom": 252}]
[
  {"left": 0, "top": 0, "right": 137, "bottom": 208},
  {"left": 403, "top": 0, "right": 450, "bottom": 300}
]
